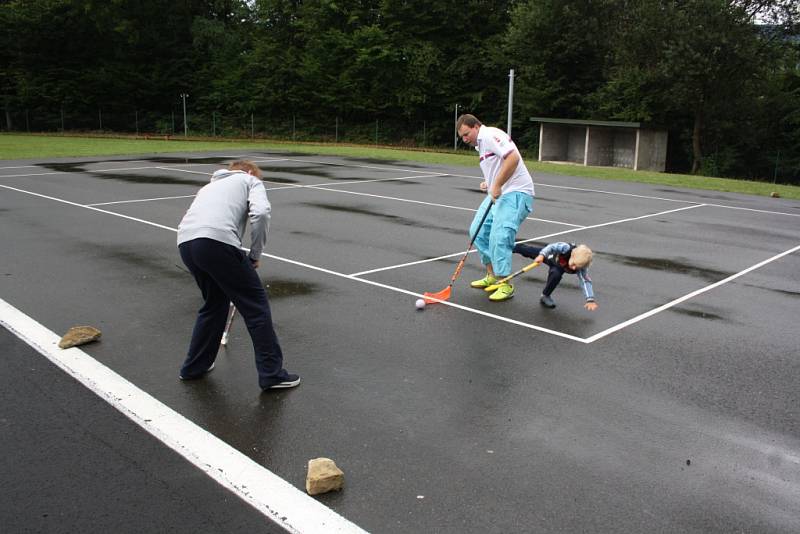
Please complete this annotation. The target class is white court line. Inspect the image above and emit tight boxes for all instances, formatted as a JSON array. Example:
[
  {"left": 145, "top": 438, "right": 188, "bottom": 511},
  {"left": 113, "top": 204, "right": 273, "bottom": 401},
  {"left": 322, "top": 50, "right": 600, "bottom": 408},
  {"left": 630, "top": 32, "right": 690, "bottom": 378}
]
[
  {"left": 292, "top": 183, "right": 582, "bottom": 228},
  {"left": 155, "top": 166, "right": 212, "bottom": 176},
  {"left": 351, "top": 204, "right": 706, "bottom": 277},
  {"left": 4, "top": 156, "right": 799, "bottom": 218},
  {"left": 266, "top": 173, "right": 447, "bottom": 191},
  {"left": 0, "top": 298, "right": 367, "bottom": 534},
  {"left": 87, "top": 195, "right": 196, "bottom": 207},
  {"left": 703, "top": 202, "right": 800, "bottom": 218},
  {"left": 249, "top": 156, "right": 452, "bottom": 176},
  {"left": 0, "top": 183, "right": 584, "bottom": 341},
  {"left": 584, "top": 244, "right": 800, "bottom": 343}
]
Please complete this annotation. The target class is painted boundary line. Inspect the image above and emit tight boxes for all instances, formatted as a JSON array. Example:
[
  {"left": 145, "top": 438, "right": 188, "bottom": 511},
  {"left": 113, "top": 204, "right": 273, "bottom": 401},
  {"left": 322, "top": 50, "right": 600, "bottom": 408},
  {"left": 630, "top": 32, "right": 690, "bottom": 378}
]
[
  {"left": 0, "top": 182, "right": 584, "bottom": 341},
  {"left": 2, "top": 155, "right": 798, "bottom": 218},
  {"left": 584, "top": 244, "right": 800, "bottom": 343},
  {"left": 0, "top": 297, "right": 368, "bottom": 534},
  {"left": 3, "top": 182, "right": 798, "bottom": 343}
]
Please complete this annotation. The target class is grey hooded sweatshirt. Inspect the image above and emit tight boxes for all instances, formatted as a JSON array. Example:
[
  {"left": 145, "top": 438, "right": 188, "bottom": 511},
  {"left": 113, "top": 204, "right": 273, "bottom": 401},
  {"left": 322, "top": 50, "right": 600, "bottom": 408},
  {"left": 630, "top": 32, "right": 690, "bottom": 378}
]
[{"left": 177, "top": 169, "right": 271, "bottom": 261}]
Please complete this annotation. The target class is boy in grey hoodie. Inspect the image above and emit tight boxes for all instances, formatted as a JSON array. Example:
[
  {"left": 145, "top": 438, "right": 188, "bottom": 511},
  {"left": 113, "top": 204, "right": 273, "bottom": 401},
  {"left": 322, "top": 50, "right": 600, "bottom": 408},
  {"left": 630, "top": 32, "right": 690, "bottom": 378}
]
[{"left": 177, "top": 160, "right": 299, "bottom": 389}]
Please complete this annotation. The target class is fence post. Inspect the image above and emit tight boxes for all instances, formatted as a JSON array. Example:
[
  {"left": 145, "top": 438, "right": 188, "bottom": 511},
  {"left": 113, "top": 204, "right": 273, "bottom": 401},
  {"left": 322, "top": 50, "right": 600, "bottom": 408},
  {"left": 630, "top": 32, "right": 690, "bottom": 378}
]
[
  {"left": 335, "top": 116, "right": 338, "bottom": 143},
  {"left": 99, "top": 108, "right": 102, "bottom": 131},
  {"left": 375, "top": 119, "right": 378, "bottom": 146},
  {"left": 60, "top": 106, "right": 64, "bottom": 132},
  {"left": 293, "top": 114, "right": 296, "bottom": 141},
  {"left": 135, "top": 110, "right": 139, "bottom": 135},
  {"left": 251, "top": 113, "right": 254, "bottom": 138}
]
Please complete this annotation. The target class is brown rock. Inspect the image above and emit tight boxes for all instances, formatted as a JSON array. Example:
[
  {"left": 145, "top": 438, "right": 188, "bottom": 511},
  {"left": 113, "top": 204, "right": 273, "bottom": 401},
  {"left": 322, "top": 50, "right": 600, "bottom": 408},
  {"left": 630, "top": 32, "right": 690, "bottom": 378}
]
[
  {"left": 58, "top": 326, "right": 102, "bottom": 349},
  {"left": 306, "top": 457, "right": 344, "bottom": 496},
  {"left": 770, "top": 191, "right": 780, "bottom": 198}
]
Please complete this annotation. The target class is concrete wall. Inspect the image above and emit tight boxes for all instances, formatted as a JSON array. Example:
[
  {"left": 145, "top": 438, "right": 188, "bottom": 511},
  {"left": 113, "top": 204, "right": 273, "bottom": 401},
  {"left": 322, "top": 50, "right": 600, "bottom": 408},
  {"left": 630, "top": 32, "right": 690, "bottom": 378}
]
[
  {"left": 566, "top": 126, "right": 585, "bottom": 163},
  {"left": 636, "top": 129, "right": 667, "bottom": 171},
  {"left": 540, "top": 124, "right": 586, "bottom": 163},
  {"left": 586, "top": 127, "right": 636, "bottom": 167},
  {"left": 537, "top": 121, "right": 666, "bottom": 172},
  {"left": 540, "top": 123, "right": 568, "bottom": 161}
]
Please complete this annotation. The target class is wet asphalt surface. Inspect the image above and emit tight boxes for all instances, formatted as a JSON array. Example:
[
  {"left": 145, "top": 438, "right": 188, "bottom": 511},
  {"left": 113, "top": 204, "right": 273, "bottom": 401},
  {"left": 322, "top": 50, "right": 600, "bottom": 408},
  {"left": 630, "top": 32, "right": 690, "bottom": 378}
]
[{"left": 1, "top": 151, "right": 799, "bottom": 533}]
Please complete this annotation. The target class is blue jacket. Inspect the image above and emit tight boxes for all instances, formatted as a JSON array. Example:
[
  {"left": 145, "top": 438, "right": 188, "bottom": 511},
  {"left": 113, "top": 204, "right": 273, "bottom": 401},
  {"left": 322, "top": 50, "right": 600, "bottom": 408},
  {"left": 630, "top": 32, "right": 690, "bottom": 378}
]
[{"left": 540, "top": 242, "right": 595, "bottom": 302}]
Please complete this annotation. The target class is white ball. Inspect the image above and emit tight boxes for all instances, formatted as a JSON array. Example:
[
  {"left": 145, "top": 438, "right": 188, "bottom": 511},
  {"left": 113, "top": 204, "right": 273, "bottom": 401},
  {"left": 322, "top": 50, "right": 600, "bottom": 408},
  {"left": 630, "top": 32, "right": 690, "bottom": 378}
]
[{"left": 415, "top": 298, "right": 426, "bottom": 310}]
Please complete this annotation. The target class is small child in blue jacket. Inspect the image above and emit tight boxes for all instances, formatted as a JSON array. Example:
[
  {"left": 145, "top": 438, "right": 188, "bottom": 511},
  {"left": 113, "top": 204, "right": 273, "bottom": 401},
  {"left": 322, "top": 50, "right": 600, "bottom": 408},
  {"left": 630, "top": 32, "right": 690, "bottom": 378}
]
[{"left": 513, "top": 242, "right": 598, "bottom": 311}]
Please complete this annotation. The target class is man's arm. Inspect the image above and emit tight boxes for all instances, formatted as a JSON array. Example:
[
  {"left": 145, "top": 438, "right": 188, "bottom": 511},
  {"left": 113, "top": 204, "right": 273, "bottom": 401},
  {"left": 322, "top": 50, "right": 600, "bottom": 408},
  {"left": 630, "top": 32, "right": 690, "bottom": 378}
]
[
  {"left": 247, "top": 180, "right": 271, "bottom": 262},
  {"left": 489, "top": 150, "right": 520, "bottom": 199}
]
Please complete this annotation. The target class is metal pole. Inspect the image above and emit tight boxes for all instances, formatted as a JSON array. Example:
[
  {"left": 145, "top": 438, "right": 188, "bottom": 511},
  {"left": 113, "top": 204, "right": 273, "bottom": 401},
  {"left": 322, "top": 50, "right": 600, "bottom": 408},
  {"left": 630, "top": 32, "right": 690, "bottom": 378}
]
[
  {"left": 773, "top": 150, "right": 780, "bottom": 184},
  {"left": 454, "top": 104, "right": 459, "bottom": 150},
  {"left": 507, "top": 69, "right": 515, "bottom": 137},
  {"left": 180, "top": 93, "right": 188, "bottom": 136}
]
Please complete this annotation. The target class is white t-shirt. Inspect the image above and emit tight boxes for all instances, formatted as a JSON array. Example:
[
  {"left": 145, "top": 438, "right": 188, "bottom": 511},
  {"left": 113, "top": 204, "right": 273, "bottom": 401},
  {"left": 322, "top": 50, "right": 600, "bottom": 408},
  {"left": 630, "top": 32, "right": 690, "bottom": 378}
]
[{"left": 476, "top": 125, "right": 534, "bottom": 196}]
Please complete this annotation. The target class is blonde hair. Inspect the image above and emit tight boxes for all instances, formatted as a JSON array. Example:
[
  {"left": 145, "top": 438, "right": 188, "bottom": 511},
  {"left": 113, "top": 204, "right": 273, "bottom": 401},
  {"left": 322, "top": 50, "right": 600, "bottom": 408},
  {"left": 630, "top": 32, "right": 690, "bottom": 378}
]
[
  {"left": 229, "top": 160, "right": 262, "bottom": 179},
  {"left": 571, "top": 245, "right": 593, "bottom": 268}
]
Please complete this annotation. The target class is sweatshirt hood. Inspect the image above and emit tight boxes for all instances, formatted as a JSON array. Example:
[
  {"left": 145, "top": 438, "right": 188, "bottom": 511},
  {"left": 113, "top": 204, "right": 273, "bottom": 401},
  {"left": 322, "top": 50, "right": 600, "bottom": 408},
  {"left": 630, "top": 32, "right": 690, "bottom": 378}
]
[{"left": 210, "top": 169, "right": 246, "bottom": 182}]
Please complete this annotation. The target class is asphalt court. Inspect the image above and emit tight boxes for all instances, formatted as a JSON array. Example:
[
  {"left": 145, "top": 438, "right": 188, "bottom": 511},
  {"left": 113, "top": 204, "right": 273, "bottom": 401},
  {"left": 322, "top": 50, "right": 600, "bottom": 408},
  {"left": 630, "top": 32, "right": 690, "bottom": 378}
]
[{"left": 2, "top": 150, "right": 800, "bottom": 533}]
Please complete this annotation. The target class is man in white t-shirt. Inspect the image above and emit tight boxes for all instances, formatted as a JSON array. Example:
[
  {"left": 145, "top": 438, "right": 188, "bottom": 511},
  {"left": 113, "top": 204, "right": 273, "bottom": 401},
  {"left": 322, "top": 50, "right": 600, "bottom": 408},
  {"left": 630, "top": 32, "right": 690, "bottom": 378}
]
[{"left": 456, "top": 114, "right": 535, "bottom": 301}]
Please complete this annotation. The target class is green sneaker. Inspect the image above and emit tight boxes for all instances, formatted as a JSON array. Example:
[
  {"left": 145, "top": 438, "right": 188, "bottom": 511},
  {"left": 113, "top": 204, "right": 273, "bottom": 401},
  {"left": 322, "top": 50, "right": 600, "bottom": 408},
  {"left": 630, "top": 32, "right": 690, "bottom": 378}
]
[
  {"left": 489, "top": 282, "right": 514, "bottom": 301},
  {"left": 470, "top": 274, "right": 497, "bottom": 289}
]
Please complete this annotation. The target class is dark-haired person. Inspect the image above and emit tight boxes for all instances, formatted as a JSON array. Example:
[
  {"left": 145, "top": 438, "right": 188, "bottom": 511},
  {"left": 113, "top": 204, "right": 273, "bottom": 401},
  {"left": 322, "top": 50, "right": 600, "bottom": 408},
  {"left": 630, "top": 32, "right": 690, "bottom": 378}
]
[{"left": 457, "top": 114, "right": 535, "bottom": 301}]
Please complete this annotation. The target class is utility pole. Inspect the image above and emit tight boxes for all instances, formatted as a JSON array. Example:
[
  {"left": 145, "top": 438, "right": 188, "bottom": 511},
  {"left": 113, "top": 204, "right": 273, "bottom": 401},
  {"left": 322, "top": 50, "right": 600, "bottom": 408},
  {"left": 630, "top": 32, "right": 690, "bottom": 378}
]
[
  {"left": 507, "top": 69, "right": 515, "bottom": 137},
  {"left": 180, "top": 93, "right": 189, "bottom": 136},
  {"left": 454, "top": 103, "right": 459, "bottom": 150}
]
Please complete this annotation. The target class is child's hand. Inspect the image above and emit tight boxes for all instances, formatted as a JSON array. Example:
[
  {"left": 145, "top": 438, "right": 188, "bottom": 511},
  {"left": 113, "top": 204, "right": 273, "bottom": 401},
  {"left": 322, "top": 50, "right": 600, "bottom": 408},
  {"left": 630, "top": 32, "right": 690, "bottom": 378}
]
[{"left": 584, "top": 301, "right": 598, "bottom": 311}]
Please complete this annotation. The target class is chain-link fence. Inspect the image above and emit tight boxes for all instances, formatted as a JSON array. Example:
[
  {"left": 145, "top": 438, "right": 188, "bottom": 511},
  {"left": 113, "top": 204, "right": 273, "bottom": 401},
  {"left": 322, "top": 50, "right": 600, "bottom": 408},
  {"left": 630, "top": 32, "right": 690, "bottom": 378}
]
[{"left": 1, "top": 104, "right": 480, "bottom": 151}]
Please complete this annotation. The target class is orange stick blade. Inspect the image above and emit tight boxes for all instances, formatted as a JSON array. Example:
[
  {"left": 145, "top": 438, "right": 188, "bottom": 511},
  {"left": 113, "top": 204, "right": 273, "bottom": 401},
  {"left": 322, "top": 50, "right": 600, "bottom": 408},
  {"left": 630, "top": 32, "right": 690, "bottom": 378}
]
[{"left": 423, "top": 286, "right": 451, "bottom": 304}]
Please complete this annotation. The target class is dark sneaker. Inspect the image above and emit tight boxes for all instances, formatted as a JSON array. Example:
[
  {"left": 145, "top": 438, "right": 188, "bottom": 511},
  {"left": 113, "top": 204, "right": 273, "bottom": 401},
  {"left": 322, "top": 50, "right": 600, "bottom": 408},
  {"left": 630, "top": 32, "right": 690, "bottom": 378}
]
[
  {"left": 540, "top": 295, "right": 556, "bottom": 309},
  {"left": 179, "top": 361, "right": 215, "bottom": 380},
  {"left": 263, "top": 373, "right": 301, "bottom": 390}
]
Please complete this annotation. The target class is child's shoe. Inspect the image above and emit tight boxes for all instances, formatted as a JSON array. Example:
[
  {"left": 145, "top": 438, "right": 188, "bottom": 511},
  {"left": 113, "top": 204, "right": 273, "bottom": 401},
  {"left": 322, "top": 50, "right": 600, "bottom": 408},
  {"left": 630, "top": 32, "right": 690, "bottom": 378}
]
[
  {"left": 489, "top": 283, "right": 514, "bottom": 301},
  {"left": 540, "top": 295, "right": 556, "bottom": 308},
  {"left": 470, "top": 274, "right": 497, "bottom": 289}
]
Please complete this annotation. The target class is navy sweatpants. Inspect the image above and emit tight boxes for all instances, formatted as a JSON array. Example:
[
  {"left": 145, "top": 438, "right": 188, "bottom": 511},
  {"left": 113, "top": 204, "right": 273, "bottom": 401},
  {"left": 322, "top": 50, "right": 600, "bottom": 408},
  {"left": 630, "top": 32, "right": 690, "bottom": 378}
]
[
  {"left": 513, "top": 243, "right": 566, "bottom": 297},
  {"left": 178, "top": 238, "right": 290, "bottom": 388}
]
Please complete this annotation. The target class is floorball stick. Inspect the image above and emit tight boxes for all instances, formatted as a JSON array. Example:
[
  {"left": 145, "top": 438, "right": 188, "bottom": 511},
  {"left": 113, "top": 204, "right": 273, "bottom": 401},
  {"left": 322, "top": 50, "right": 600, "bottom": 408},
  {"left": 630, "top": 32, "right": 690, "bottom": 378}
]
[{"left": 221, "top": 302, "right": 236, "bottom": 346}]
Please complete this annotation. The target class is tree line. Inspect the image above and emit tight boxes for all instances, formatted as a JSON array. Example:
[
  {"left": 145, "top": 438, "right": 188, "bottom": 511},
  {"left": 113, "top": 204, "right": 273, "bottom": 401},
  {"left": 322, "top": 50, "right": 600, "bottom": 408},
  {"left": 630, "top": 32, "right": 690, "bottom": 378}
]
[{"left": 1, "top": 0, "right": 798, "bottom": 182}]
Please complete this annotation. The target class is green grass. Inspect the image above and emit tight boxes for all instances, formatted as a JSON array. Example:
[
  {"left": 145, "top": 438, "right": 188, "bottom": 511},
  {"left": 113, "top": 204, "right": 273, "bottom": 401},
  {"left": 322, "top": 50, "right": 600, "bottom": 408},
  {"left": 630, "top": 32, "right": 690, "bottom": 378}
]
[{"left": 2, "top": 132, "right": 798, "bottom": 200}]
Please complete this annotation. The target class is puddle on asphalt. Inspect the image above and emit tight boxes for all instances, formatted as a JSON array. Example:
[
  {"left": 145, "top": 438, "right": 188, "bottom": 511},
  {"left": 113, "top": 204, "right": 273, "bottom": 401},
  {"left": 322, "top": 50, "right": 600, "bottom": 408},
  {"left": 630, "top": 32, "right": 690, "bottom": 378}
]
[
  {"left": 262, "top": 176, "right": 299, "bottom": 184},
  {"left": 300, "top": 201, "right": 462, "bottom": 234},
  {"left": 145, "top": 156, "right": 230, "bottom": 165},
  {"left": 602, "top": 252, "right": 730, "bottom": 282},
  {"left": 670, "top": 307, "right": 725, "bottom": 321},
  {"left": 343, "top": 156, "right": 427, "bottom": 168},
  {"left": 39, "top": 162, "right": 208, "bottom": 186},
  {"left": 265, "top": 279, "right": 318, "bottom": 298},
  {"left": 260, "top": 165, "right": 336, "bottom": 179}
]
